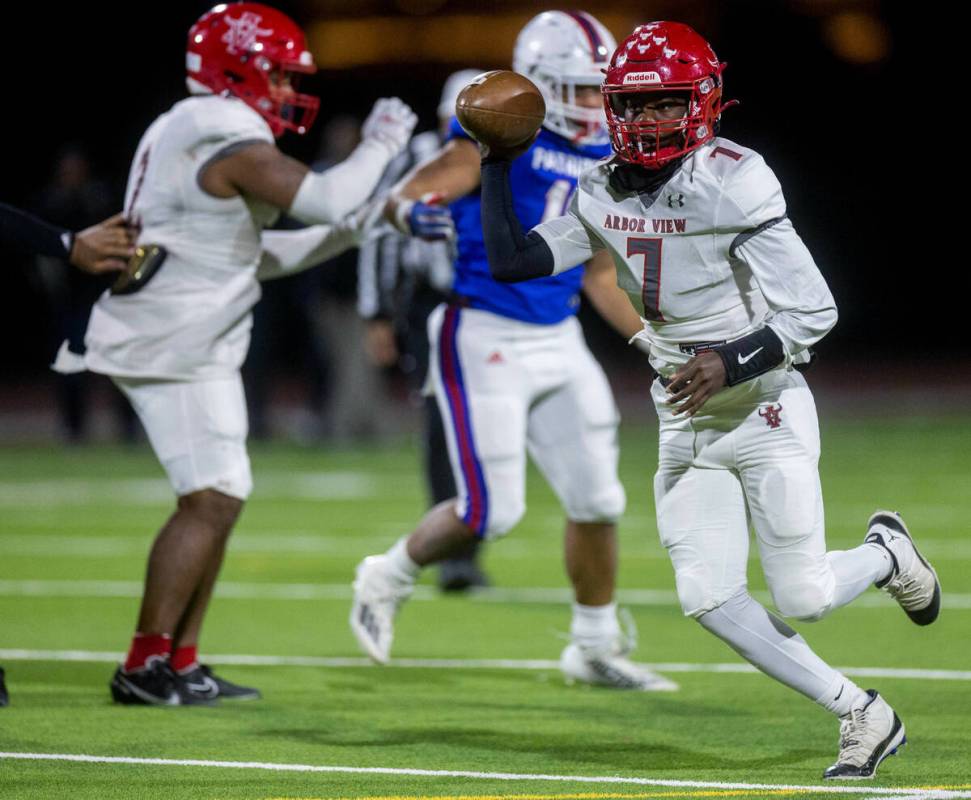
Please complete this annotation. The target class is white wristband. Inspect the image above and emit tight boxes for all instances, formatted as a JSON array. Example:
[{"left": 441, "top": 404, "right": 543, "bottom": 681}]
[{"left": 391, "top": 198, "right": 414, "bottom": 235}]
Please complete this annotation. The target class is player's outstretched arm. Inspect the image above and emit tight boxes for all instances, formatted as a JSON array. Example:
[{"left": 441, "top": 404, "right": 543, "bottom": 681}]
[
  {"left": 202, "top": 98, "right": 417, "bottom": 225},
  {"left": 384, "top": 138, "right": 481, "bottom": 240},
  {"left": 0, "top": 203, "right": 132, "bottom": 274},
  {"left": 0, "top": 202, "right": 74, "bottom": 258},
  {"left": 257, "top": 199, "right": 386, "bottom": 282},
  {"left": 479, "top": 157, "right": 556, "bottom": 282}
]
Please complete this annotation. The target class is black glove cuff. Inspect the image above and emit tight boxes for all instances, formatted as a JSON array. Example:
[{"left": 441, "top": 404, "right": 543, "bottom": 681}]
[{"left": 713, "top": 326, "right": 786, "bottom": 387}]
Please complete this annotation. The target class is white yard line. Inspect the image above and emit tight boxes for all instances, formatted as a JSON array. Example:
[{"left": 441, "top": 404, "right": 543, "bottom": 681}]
[
  {"left": 0, "top": 752, "right": 968, "bottom": 798},
  {"left": 3, "top": 530, "right": 971, "bottom": 559},
  {"left": 0, "top": 472, "right": 380, "bottom": 506},
  {"left": 1, "top": 578, "right": 970, "bottom": 610},
  {"left": 0, "top": 533, "right": 410, "bottom": 557},
  {"left": 2, "top": 649, "right": 970, "bottom": 682}
]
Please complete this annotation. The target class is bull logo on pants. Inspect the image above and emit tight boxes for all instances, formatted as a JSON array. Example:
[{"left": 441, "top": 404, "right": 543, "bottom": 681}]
[{"left": 759, "top": 403, "right": 783, "bottom": 429}]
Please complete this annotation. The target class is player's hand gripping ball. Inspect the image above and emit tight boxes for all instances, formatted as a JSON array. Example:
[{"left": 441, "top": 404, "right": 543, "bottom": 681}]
[{"left": 456, "top": 71, "right": 546, "bottom": 159}]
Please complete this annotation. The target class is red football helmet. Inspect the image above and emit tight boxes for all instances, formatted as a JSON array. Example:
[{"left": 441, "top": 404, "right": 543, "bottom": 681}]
[
  {"left": 186, "top": 3, "right": 319, "bottom": 137},
  {"left": 602, "top": 22, "right": 729, "bottom": 168}
]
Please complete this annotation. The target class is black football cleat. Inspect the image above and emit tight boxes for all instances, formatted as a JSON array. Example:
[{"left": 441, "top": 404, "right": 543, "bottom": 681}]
[
  {"left": 0, "top": 667, "right": 9, "bottom": 707},
  {"left": 175, "top": 664, "right": 261, "bottom": 702},
  {"left": 438, "top": 557, "right": 490, "bottom": 593},
  {"left": 110, "top": 661, "right": 182, "bottom": 706},
  {"left": 823, "top": 690, "right": 906, "bottom": 779},
  {"left": 865, "top": 510, "right": 941, "bottom": 625}
]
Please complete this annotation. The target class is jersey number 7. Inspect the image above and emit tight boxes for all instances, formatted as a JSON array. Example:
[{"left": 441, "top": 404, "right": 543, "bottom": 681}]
[{"left": 627, "top": 237, "right": 664, "bottom": 322}]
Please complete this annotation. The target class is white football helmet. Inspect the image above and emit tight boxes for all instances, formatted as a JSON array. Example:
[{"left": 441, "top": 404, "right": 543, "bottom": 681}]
[
  {"left": 512, "top": 11, "right": 615, "bottom": 146},
  {"left": 438, "top": 69, "right": 485, "bottom": 121}
]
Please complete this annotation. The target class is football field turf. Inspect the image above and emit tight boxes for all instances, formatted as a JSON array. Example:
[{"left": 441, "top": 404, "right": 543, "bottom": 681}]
[{"left": 1, "top": 415, "right": 969, "bottom": 799}]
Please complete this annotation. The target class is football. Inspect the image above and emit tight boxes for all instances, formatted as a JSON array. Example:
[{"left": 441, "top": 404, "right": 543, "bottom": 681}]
[{"left": 455, "top": 70, "right": 546, "bottom": 151}]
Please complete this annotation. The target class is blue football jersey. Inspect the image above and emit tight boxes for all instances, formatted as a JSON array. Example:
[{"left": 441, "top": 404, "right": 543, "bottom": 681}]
[{"left": 446, "top": 117, "right": 610, "bottom": 325}]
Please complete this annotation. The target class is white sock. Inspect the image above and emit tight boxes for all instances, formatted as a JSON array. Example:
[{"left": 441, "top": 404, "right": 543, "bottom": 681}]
[
  {"left": 698, "top": 591, "right": 868, "bottom": 717},
  {"left": 385, "top": 537, "right": 421, "bottom": 583},
  {"left": 818, "top": 671, "right": 872, "bottom": 717},
  {"left": 828, "top": 542, "right": 893, "bottom": 609},
  {"left": 570, "top": 602, "right": 621, "bottom": 649}
]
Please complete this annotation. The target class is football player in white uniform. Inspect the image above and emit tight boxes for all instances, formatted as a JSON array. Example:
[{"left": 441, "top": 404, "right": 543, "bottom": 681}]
[
  {"left": 478, "top": 21, "right": 941, "bottom": 780},
  {"left": 65, "top": 3, "right": 416, "bottom": 705},
  {"left": 350, "top": 11, "right": 678, "bottom": 692}
]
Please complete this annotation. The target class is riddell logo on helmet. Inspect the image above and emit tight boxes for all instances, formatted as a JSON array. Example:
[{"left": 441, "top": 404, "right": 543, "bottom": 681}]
[{"left": 623, "top": 72, "right": 661, "bottom": 84}]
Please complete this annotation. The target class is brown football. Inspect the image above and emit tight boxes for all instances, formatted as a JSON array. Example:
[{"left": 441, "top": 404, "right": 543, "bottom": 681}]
[{"left": 455, "top": 70, "right": 546, "bottom": 150}]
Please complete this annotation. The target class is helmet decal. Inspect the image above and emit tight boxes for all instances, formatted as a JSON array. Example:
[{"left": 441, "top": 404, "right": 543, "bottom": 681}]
[
  {"left": 186, "top": 3, "right": 320, "bottom": 137},
  {"left": 221, "top": 11, "right": 272, "bottom": 55}
]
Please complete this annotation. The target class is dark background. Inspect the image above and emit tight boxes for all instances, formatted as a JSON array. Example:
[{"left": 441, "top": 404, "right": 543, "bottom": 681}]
[{"left": 0, "top": 1, "right": 955, "bottom": 384}]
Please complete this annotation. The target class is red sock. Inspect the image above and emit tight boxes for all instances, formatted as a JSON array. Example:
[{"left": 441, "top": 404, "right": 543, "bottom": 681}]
[
  {"left": 170, "top": 645, "right": 199, "bottom": 675},
  {"left": 123, "top": 633, "right": 172, "bottom": 673}
]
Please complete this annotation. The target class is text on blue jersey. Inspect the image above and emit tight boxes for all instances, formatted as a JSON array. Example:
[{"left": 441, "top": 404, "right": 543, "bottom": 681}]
[{"left": 446, "top": 116, "right": 610, "bottom": 325}]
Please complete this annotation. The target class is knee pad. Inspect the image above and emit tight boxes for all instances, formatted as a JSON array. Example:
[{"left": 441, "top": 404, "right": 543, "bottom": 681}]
[
  {"left": 772, "top": 583, "right": 833, "bottom": 622},
  {"left": 475, "top": 497, "right": 525, "bottom": 540},
  {"left": 563, "top": 479, "right": 626, "bottom": 525},
  {"left": 662, "top": 534, "right": 747, "bottom": 619},
  {"left": 672, "top": 563, "right": 722, "bottom": 619}
]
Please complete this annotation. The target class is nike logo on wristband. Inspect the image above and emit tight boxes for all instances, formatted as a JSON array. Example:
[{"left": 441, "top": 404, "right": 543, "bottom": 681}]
[{"left": 737, "top": 347, "right": 764, "bottom": 365}]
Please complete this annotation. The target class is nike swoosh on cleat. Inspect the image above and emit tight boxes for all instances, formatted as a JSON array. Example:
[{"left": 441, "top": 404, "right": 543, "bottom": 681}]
[
  {"left": 119, "top": 675, "right": 178, "bottom": 705},
  {"left": 185, "top": 677, "right": 219, "bottom": 696},
  {"left": 737, "top": 347, "right": 764, "bottom": 365}
]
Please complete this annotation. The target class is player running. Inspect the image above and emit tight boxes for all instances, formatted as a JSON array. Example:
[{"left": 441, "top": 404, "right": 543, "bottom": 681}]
[
  {"left": 358, "top": 70, "right": 493, "bottom": 593},
  {"left": 477, "top": 20, "right": 940, "bottom": 779},
  {"left": 62, "top": 2, "right": 417, "bottom": 705},
  {"left": 350, "top": 11, "right": 677, "bottom": 692}
]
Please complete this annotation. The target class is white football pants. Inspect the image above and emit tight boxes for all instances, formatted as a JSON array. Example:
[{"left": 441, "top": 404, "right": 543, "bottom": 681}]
[
  {"left": 427, "top": 304, "right": 626, "bottom": 539},
  {"left": 113, "top": 374, "right": 252, "bottom": 500},
  {"left": 654, "top": 368, "right": 839, "bottom": 621}
]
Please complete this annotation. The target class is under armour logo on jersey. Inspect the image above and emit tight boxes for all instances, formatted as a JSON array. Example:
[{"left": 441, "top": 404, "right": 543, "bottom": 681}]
[
  {"left": 222, "top": 12, "right": 272, "bottom": 55},
  {"left": 486, "top": 351, "right": 505, "bottom": 365},
  {"left": 758, "top": 403, "right": 783, "bottom": 429},
  {"left": 667, "top": 193, "right": 685, "bottom": 208}
]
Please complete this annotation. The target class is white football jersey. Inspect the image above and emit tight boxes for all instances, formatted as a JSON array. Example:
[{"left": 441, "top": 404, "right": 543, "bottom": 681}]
[
  {"left": 84, "top": 95, "right": 278, "bottom": 380},
  {"left": 533, "top": 137, "right": 837, "bottom": 378}
]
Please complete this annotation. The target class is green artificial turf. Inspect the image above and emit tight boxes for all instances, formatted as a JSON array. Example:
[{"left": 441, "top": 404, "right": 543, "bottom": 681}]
[{"left": 1, "top": 416, "right": 969, "bottom": 799}]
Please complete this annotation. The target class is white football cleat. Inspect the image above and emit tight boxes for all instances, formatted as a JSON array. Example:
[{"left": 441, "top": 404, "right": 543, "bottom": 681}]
[
  {"left": 349, "top": 555, "right": 414, "bottom": 664},
  {"left": 823, "top": 690, "right": 906, "bottom": 779},
  {"left": 560, "top": 611, "right": 679, "bottom": 692},
  {"left": 864, "top": 510, "right": 941, "bottom": 626},
  {"left": 560, "top": 641, "right": 679, "bottom": 691}
]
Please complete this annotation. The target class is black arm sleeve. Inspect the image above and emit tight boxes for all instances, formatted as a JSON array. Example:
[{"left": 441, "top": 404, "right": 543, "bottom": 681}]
[
  {"left": 480, "top": 159, "right": 555, "bottom": 283},
  {"left": 0, "top": 202, "right": 72, "bottom": 259},
  {"left": 712, "top": 326, "right": 786, "bottom": 387}
]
